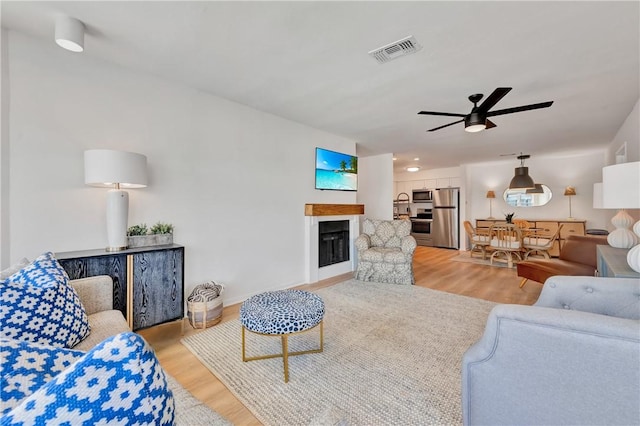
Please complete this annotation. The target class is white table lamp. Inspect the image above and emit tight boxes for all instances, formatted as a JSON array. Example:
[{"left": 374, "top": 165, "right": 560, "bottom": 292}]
[
  {"left": 602, "top": 161, "right": 640, "bottom": 273},
  {"left": 84, "top": 150, "right": 148, "bottom": 251}
]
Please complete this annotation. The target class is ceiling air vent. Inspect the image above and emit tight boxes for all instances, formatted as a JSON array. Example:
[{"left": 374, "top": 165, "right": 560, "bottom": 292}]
[{"left": 368, "top": 36, "right": 422, "bottom": 64}]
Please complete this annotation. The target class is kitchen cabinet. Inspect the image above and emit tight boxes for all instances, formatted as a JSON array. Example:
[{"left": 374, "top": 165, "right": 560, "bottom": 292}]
[
  {"left": 409, "top": 180, "right": 428, "bottom": 191},
  {"left": 56, "top": 245, "right": 184, "bottom": 331},
  {"left": 395, "top": 181, "right": 413, "bottom": 202},
  {"left": 424, "top": 179, "right": 437, "bottom": 189},
  {"left": 475, "top": 219, "right": 585, "bottom": 257},
  {"left": 436, "top": 177, "right": 460, "bottom": 188}
]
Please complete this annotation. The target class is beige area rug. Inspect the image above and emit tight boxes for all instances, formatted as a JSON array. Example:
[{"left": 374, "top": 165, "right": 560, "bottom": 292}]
[
  {"left": 168, "top": 375, "right": 231, "bottom": 426},
  {"left": 181, "top": 279, "right": 496, "bottom": 426},
  {"left": 450, "top": 252, "right": 512, "bottom": 268}
]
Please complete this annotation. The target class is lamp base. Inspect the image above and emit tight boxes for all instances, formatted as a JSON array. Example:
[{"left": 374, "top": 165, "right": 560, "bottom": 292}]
[
  {"left": 627, "top": 244, "right": 640, "bottom": 273},
  {"left": 106, "top": 189, "right": 129, "bottom": 251},
  {"left": 607, "top": 209, "right": 638, "bottom": 249},
  {"left": 628, "top": 220, "right": 640, "bottom": 273}
]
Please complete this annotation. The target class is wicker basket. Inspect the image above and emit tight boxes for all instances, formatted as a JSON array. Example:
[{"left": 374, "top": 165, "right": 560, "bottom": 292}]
[{"left": 187, "top": 282, "right": 224, "bottom": 329}]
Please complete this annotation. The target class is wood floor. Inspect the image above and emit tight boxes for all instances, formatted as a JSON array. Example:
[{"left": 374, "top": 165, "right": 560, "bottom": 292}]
[{"left": 138, "top": 246, "right": 542, "bottom": 425}]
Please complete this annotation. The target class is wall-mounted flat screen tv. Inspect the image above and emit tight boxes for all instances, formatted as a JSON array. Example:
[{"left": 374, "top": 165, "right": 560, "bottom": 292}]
[{"left": 315, "top": 147, "right": 358, "bottom": 191}]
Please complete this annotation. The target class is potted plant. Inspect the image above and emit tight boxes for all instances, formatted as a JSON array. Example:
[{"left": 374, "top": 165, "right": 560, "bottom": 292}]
[
  {"left": 504, "top": 212, "right": 515, "bottom": 224},
  {"left": 127, "top": 222, "right": 173, "bottom": 248}
]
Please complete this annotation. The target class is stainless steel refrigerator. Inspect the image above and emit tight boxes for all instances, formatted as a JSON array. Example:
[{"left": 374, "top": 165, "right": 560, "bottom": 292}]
[{"left": 432, "top": 188, "right": 459, "bottom": 249}]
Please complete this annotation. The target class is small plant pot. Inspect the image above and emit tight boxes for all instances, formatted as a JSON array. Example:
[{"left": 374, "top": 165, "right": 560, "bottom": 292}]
[{"left": 127, "top": 233, "right": 173, "bottom": 248}]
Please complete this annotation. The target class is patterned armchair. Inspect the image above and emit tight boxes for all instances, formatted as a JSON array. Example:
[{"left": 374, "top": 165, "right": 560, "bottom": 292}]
[{"left": 354, "top": 219, "right": 417, "bottom": 285}]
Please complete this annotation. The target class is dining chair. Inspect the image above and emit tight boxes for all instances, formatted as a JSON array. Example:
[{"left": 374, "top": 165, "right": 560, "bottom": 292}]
[
  {"left": 522, "top": 224, "right": 563, "bottom": 260},
  {"left": 489, "top": 224, "right": 523, "bottom": 268},
  {"left": 512, "top": 219, "right": 531, "bottom": 229},
  {"left": 463, "top": 221, "right": 491, "bottom": 260}
]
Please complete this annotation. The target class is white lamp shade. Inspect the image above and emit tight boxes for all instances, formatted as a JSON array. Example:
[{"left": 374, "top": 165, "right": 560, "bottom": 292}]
[
  {"left": 55, "top": 16, "right": 85, "bottom": 52},
  {"left": 84, "top": 150, "right": 148, "bottom": 188},
  {"left": 592, "top": 182, "right": 603, "bottom": 209},
  {"left": 602, "top": 161, "right": 640, "bottom": 209}
]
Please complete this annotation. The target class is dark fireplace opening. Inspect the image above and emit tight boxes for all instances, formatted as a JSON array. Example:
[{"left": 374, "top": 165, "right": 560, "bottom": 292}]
[{"left": 319, "top": 220, "right": 350, "bottom": 268}]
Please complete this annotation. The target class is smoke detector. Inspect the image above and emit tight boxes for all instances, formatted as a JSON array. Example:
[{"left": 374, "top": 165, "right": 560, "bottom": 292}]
[{"left": 368, "top": 36, "right": 422, "bottom": 64}]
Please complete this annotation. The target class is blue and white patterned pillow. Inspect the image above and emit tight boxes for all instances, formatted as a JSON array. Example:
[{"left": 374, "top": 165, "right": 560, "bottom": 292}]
[
  {"left": 1, "top": 333, "right": 175, "bottom": 426},
  {"left": 0, "top": 252, "right": 90, "bottom": 348},
  {"left": 6, "top": 252, "right": 69, "bottom": 287},
  {"left": 0, "top": 338, "right": 84, "bottom": 415}
]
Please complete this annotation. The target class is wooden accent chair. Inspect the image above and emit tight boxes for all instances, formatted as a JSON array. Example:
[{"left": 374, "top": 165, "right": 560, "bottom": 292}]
[
  {"left": 517, "top": 235, "right": 607, "bottom": 288},
  {"left": 489, "top": 224, "right": 523, "bottom": 268},
  {"left": 463, "top": 220, "right": 491, "bottom": 260},
  {"left": 522, "top": 224, "right": 563, "bottom": 260}
]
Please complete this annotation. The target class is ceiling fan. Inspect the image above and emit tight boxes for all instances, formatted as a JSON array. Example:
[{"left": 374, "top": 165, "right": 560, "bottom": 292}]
[{"left": 418, "top": 87, "right": 553, "bottom": 133}]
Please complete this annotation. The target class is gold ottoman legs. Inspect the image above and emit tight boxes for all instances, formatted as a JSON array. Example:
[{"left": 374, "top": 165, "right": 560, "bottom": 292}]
[{"left": 242, "top": 320, "right": 324, "bottom": 383}]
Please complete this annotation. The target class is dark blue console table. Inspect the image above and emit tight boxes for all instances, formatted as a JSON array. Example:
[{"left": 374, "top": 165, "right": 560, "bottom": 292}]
[{"left": 56, "top": 244, "right": 184, "bottom": 331}]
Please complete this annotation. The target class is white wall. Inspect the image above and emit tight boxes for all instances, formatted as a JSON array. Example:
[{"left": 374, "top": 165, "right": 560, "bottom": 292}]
[
  {"left": 463, "top": 150, "right": 611, "bottom": 244},
  {"left": 394, "top": 166, "right": 461, "bottom": 183},
  {"left": 357, "top": 153, "right": 393, "bottom": 220},
  {"left": 4, "top": 32, "right": 358, "bottom": 304},
  {"left": 608, "top": 99, "right": 640, "bottom": 164},
  {"left": 606, "top": 98, "right": 640, "bottom": 223},
  {"left": 1, "top": 29, "right": 10, "bottom": 268}
]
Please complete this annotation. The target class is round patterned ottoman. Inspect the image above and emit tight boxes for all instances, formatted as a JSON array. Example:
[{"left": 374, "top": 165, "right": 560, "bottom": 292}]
[{"left": 240, "top": 289, "right": 325, "bottom": 382}]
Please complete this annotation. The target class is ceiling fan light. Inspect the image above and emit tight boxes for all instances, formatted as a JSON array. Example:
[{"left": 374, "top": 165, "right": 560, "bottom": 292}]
[
  {"left": 464, "top": 113, "right": 486, "bottom": 133},
  {"left": 465, "top": 124, "right": 486, "bottom": 133},
  {"left": 509, "top": 167, "right": 535, "bottom": 189}
]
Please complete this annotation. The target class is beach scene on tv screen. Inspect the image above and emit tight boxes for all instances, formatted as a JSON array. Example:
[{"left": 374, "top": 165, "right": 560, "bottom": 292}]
[{"left": 316, "top": 148, "right": 358, "bottom": 191}]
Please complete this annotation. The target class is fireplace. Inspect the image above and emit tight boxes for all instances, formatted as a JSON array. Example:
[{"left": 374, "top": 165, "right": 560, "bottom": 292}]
[
  {"left": 304, "top": 205, "right": 362, "bottom": 283},
  {"left": 318, "top": 220, "right": 350, "bottom": 267}
]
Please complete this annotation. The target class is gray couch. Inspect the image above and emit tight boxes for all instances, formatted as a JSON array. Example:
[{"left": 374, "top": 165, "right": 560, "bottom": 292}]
[
  {"left": 462, "top": 275, "right": 640, "bottom": 426},
  {"left": 71, "top": 276, "right": 229, "bottom": 425}
]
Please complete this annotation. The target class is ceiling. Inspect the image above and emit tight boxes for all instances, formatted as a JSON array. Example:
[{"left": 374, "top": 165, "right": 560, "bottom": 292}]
[{"left": 2, "top": 1, "right": 639, "bottom": 172}]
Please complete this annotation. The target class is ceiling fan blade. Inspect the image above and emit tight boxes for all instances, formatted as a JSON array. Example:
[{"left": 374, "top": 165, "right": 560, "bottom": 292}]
[
  {"left": 418, "top": 111, "right": 467, "bottom": 118},
  {"left": 477, "top": 87, "right": 512, "bottom": 113},
  {"left": 486, "top": 101, "right": 554, "bottom": 117},
  {"left": 485, "top": 119, "right": 497, "bottom": 129},
  {"left": 427, "top": 119, "right": 465, "bottom": 132}
]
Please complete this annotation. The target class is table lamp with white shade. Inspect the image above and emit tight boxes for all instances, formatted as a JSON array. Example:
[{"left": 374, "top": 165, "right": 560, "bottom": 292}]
[
  {"left": 84, "top": 149, "right": 148, "bottom": 251},
  {"left": 602, "top": 161, "right": 640, "bottom": 272}
]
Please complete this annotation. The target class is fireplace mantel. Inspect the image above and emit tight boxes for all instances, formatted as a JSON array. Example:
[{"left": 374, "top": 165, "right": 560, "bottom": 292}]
[{"left": 305, "top": 203, "right": 364, "bottom": 216}]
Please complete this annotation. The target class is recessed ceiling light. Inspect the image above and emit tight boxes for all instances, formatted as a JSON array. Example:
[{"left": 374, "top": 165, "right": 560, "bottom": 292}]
[
  {"left": 414, "top": 157, "right": 420, "bottom": 161},
  {"left": 55, "top": 16, "right": 85, "bottom": 53},
  {"left": 406, "top": 167, "right": 420, "bottom": 172},
  {"left": 392, "top": 157, "right": 397, "bottom": 161}
]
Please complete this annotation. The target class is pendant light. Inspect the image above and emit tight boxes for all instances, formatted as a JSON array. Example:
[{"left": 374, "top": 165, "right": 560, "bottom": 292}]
[
  {"left": 509, "top": 154, "right": 535, "bottom": 189},
  {"left": 526, "top": 183, "right": 544, "bottom": 194}
]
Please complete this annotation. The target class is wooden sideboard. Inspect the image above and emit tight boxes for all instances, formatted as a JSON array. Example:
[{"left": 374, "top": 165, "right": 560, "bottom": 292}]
[
  {"left": 476, "top": 219, "right": 586, "bottom": 257},
  {"left": 56, "top": 244, "right": 184, "bottom": 331}
]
